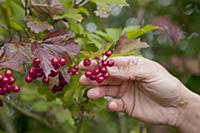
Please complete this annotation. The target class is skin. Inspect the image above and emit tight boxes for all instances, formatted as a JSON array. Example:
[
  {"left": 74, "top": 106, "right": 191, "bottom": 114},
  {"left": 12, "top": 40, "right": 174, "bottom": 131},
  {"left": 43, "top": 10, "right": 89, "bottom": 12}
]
[{"left": 79, "top": 56, "right": 200, "bottom": 133}]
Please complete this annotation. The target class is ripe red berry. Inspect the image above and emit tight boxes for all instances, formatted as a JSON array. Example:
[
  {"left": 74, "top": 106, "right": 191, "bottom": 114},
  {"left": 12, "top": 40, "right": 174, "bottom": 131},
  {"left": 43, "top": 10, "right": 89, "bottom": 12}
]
[
  {"left": 0, "top": 88, "right": 5, "bottom": 95},
  {"left": 2, "top": 77, "right": 9, "bottom": 84},
  {"left": 83, "top": 59, "right": 91, "bottom": 67},
  {"left": 8, "top": 77, "right": 15, "bottom": 85},
  {"left": 104, "top": 50, "right": 112, "bottom": 57},
  {"left": 59, "top": 74, "right": 67, "bottom": 86},
  {"left": 49, "top": 70, "right": 58, "bottom": 77},
  {"left": 29, "top": 68, "right": 37, "bottom": 76},
  {"left": 4, "top": 70, "right": 12, "bottom": 78},
  {"left": 85, "top": 71, "right": 92, "bottom": 78},
  {"left": 33, "top": 58, "right": 40, "bottom": 67},
  {"left": 51, "top": 58, "right": 59, "bottom": 66},
  {"left": 100, "top": 67, "right": 107, "bottom": 74},
  {"left": 73, "top": 65, "right": 79, "bottom": 70},
  {"left": 42, "top": 77, "right": 49, "bottom": 84},
  {"left": 0, "top": 100, "right": 3, "bottom": 107},
  {"left": 69, "top": 68, "right": 77, "bottom": 75},
  {"left": 59, "top": 58, "right": 66, "bottom": 66},
  {"left": 11, "top": 85, "right": 20, "bottom": 93},
  {"left": 101, "top": 61, "right": 108, "bottom": 67},
  {"left": 96, "top": 76, "right": 105, "bottom": 83},
  {"left": 0, "top": 74, "right": 3, "bottom": 81},
  {"left": 103, "top": 73, "right": 109, "bottom": 79},
  {"left": 107, "top": 59, "right": 115, "bottom": 67},
  {"left": 90, "top": 75, "right": 96, "bottom": 81},
  {"left": 25, "top": 75, "right": 33, "bottom": 83},
  {"left": 92, "top": 68, "right": 100, "bottom": 75}
]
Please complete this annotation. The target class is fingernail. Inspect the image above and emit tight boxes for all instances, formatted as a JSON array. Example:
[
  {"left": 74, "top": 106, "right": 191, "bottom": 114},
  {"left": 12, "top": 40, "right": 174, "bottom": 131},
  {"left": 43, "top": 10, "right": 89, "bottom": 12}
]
[
  {"left": 107, "top": 67, "right": 119, "bottom": 74},
  {"left": 88, "top": 89, "right": 100, "bottom": 98}
]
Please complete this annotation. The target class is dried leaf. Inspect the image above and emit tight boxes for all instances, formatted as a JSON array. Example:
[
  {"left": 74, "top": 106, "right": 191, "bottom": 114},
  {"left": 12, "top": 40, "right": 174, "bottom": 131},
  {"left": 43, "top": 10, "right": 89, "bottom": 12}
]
[
  {"left": 31, "top": 2, "right": 64, "bottom": 16},
  {"left": 116, "top": 35, "right": 149, "bottom": 53},
  {"left": 25, "top": 16, "right": 53, "bottom": 33},
  {"left": 0, "top": 43, "right": 28, "bottom": 72}
]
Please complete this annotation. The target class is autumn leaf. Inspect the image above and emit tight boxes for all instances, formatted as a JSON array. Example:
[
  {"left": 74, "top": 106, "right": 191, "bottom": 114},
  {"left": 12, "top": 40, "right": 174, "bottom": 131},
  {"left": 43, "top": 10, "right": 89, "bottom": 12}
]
[
  {"left": 0, "top": 43, "right": 28, "bottom": 72},
  {"left": 116, "top": 35, "right": 149, "bottom": 53},
  {"left": 25, "top": 16, "right": 54, "bottom": 33},
  {"left": 31, "top": 30, "right": 80, "bottom": 78}
]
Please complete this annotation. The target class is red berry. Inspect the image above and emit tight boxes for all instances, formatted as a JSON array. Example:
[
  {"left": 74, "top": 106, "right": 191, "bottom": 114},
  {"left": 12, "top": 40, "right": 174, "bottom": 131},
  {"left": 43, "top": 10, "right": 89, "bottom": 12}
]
[
  {"left": 69, "top": 68, "right": 77, "bottom": 75},
  {"left": 73, "top": 65, "right": 79, "bottom": 70},
  {"left": 33, "top": 58, "right": 40, "bottom": 67},
  {"left": 90, "top": 75, "right": 96, "bottom": 81},
  {"left": 59, "top": 58, "right": 66, "bottom": 66},
  {"left": 11, "top": 85, "right": 20, "bottom": 93},
  {"left": 59, "top": 74, "right": 67, "bottom": 86},
  {"left": 83, "top": 59, "right": 91, "bottom": 67},
  {"left": 49, "top": 70, "right": 58, "bottom": 77},
  {"left": 4, "top": 70, "right": 12, "bottom": 78},
  {"left": 51, "top": 85, "right": 63, "bottom": 93},
  {"left": 103, "top": 73, "right": 109, "bottom": 79},
  {"left": 0, "top": 100, "right": 3, "bottom": 107},
  {"left": 85, "top": 71, "right": 92, "bottom": 78},
  {"left": 25, "top": 75, "right": 33, "bottom": 83},
  {"left": 8, "top": 77, "right": 15, "bottom": 85},
  {"left": 51, "top": 58, "right": 59, "bottom": 66},
  {"left": 104, "top": 50, "right": 112, "bottom": 57},
  {"left": 92, "top": 68, "right": 100, "bottom": 75},
  {"left": 42, "top": 77, "right": 49, "bottom": 84},
  {"left": 0, "top": 74, "right": 3, "bottom": 81},
  {"left": 107, "top": 59, "right": 115, "bottom": 67},
  {"left": 101, "top": 61, "right": 108, "bottom": 67},
  {"left": 29, "top": 68, "right": 37, "bottom": 76},
  {"left": 0, "top": 88, "right": 5, "bottom": 95},
  {"left": 100, "top": 67, "right": 107, "bottom": 74},
  {"left": 6, "top": 85, "right": 12, "bottom": 93},
  {"left": 2, "top": 77, "right": 9, "bottom": 84},
  {"left": 96, "top": 76, "right": 105, "bottom": 83}
]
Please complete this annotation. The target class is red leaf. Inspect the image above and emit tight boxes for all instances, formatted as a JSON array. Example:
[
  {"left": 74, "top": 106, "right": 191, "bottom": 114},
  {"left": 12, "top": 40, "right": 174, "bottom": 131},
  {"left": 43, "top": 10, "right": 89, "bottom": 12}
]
[{"left": 0, "top": 43, "right": 28, "bottom": 72}]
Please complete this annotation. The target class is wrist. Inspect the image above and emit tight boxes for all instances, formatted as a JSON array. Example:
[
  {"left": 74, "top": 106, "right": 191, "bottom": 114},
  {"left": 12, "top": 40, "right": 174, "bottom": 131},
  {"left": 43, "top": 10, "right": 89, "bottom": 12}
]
[{"left": 175, "top": 88, "right": 200, "bottom": 133}]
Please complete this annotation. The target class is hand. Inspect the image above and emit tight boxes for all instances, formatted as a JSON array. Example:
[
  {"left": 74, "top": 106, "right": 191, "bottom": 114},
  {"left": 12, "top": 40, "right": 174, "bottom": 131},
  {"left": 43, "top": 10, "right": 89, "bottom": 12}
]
[{"left": 79, "top": 56, "right": 195, "bottom": 127}]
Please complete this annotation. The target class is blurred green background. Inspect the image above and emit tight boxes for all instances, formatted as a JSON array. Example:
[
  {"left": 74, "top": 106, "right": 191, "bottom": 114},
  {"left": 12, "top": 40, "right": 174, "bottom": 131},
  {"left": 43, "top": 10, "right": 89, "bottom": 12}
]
[{"left": 0, "top": 0, "right": 199, "bottom": 133}]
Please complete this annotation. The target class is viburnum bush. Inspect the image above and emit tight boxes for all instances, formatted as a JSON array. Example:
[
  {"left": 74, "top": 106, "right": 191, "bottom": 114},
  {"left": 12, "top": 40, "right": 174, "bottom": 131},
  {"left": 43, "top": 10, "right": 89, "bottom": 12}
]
[{"left": 0, "top": 0, "right": 158, "bottom": 132}]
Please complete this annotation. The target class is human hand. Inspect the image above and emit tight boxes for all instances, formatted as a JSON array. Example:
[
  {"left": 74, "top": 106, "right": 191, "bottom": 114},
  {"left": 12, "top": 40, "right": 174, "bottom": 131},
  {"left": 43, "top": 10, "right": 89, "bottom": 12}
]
[{"left": 79, "top": 56, "right": 196, "bottom": 127}]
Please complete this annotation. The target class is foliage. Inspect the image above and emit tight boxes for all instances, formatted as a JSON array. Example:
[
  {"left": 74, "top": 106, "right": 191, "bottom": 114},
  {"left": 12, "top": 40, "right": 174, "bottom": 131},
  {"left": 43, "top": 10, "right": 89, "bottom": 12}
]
[
  {"left": 0, "top": 0, "right": 199, "bottom": 133},
  {"left": 0, "top": 0, "right": 159, "bottom": 133}
]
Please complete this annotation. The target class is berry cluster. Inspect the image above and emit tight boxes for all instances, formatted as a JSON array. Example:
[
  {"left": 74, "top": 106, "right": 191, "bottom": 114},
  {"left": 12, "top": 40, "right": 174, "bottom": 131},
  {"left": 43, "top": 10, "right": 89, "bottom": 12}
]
[
  {"left": 68, "top": 65, "right": 79, "bottom": 76},
  {"left": 0, "top": 70, "right": 20, "bottom": 95},
  {"left": 25, "top": 57, "right": 68, "bottom": 93},
  {"left": 84, "top": 50, "right": 114, "bottom": 83}
]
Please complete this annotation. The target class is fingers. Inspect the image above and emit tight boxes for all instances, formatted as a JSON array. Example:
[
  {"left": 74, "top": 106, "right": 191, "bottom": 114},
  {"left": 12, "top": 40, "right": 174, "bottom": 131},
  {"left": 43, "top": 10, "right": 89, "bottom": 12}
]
[
  {"left": 107, "top": 99, "right": 125, "bottom": 112},
  {"left": 87, "top": 86, "right": 121, "bottom": 99},
  {"left": 80, "top": 75, "right": 122, "bottom": 86}
]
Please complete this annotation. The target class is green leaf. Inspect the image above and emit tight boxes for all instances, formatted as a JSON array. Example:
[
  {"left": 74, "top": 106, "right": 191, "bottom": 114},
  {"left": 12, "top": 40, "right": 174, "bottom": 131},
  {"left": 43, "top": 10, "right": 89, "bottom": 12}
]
[
  {"left": 54, "top": 8, "right": 83, "bottom": 22},
  {"left": 55, "top": 109, "right": 74, "bottom": 126},
  {"left": 31, "top": 101, "right": 49, "bottom": 112},
  {"left": 68, "top": 19, "right": 84, "bottom": 34},
  {"left": 63, "top": 76, "right": 81, "bottom": 104},
  {"left": 105, "top": 28, "right": 122, "bottom": 43},
  {"left": 123, "top": 25, "right": 158, "bottom": 40}
]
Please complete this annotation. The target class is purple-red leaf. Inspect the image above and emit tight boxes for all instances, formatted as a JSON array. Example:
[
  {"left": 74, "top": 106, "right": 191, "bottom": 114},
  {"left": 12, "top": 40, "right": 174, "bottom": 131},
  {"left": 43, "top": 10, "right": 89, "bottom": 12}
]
[{"left": 0, "top": 43, "right": 28, "bottom": 72}]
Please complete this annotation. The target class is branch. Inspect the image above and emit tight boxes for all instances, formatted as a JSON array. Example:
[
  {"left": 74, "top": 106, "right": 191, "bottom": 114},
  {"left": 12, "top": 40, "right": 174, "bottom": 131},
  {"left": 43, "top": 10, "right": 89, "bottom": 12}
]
[{"left": 1, "top": 98, "right": 60, "bottom": 131}]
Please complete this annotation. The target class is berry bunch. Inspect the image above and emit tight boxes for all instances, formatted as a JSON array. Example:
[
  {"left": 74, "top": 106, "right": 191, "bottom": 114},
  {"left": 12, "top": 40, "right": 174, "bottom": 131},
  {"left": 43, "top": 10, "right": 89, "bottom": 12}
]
[
  {"left": 84, "top": 50, "right": 114, "bottom": 83},
  {"left": 68, "top": 65, "right": 79, "bottom": 76},
  {"left": 0, "top": 70, "right": 20, "bottom": 95},
  {"left": 25, "top": 57, "right": 68, "bottom": 93}
]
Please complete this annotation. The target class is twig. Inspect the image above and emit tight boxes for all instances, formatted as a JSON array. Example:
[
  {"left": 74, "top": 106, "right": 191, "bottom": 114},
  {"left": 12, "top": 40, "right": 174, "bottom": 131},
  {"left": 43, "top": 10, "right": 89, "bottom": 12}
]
[{"left": 2, "top": 98, "right": 60, "bottom": 131}]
